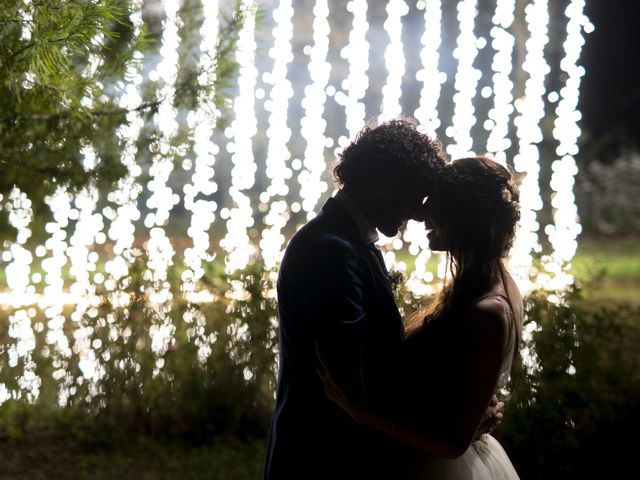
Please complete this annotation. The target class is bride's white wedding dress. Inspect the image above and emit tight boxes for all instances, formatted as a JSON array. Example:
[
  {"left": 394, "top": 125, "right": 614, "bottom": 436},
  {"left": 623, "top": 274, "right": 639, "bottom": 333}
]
[
  {"left": 408, "top": 294, "right": 521, "bottom": 480},
  {"left": 412, "top": 433, "right": 519, "bottom": 479}
]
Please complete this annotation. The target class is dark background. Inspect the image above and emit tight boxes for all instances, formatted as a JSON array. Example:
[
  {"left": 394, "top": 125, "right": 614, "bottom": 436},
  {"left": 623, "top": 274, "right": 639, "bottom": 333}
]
[{"left": 579, "top": 0, "right": 640, "bottom": 160}]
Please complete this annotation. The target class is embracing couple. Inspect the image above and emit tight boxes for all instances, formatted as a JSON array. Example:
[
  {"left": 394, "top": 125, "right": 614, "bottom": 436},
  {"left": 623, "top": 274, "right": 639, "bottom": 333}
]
[{"left": 263, "top": 118, "right": 523, "bottom": 480}]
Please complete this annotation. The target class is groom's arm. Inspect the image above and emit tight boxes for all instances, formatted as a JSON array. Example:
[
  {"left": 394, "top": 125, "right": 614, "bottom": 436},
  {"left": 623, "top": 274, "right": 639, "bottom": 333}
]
[
  {"left": 305, "top": 236, "right": 370, "bottom": 402},
  {"left": 306, "top": 237, "right": 505, "bottom": 453},
  {"left": 320, "top": 298, "right": 509, "bottom": 457},
  {"left": 377, "top": 301, "right": 509, "bottom": 455}
]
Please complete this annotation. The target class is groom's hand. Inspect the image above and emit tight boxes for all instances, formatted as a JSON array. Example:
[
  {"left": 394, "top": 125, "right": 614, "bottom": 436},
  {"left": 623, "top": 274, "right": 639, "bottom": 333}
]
[{"left": 475, "top": 395, "right": 504, "bottom": 440}]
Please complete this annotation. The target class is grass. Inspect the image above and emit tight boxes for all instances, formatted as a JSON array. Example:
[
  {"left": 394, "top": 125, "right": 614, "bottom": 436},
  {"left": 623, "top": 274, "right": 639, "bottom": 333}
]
[
  {"left": 572, "top": 235, "right": 640, "bottom": 280},
  {"left": 571, "top": 235, "right": 640, "bottom": 305},
  {"left": 0, "top": 436, "right": 266, "bottom": 480},
  {"left": 393, "top": 234, "right": 640, "bottom": 304}
]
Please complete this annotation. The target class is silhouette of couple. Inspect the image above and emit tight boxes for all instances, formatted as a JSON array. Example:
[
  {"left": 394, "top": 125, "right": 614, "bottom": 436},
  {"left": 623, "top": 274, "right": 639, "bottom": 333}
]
[{"left": 264, "top": 118, "right": 523, "bottom": 479}]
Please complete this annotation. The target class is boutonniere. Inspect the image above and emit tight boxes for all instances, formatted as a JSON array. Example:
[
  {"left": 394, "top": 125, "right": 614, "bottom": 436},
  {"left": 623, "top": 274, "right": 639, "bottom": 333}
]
[{"left": 388, "top": 268, "right": 406, "bottom": 296}]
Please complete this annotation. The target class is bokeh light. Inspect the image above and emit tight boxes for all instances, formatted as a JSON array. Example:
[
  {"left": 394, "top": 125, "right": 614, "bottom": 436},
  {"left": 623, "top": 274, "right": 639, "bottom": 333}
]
[{"left": 1, "top": 0, "right": 591, "bottom": 404}]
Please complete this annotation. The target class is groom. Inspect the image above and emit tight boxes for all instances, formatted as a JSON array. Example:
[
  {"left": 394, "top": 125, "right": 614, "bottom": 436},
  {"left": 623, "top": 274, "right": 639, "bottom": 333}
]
[{"left": 263, "top": 118, "right": 446, "bottom": 480}]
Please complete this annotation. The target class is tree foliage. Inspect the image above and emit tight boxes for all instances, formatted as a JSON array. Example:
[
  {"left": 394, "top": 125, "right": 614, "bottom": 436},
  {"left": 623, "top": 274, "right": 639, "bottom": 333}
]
[
  {"left": 497, "top": 292, "right": 640, "bottom": 478},
  {"left": 0, "top": 0, "right": 244, "bottom": 239}
]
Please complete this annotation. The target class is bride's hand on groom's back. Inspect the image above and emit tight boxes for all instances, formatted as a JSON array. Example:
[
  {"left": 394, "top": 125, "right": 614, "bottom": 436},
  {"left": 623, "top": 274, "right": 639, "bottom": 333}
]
[{"left": 475, "top": 395, "right": 504, "bottom": 440}]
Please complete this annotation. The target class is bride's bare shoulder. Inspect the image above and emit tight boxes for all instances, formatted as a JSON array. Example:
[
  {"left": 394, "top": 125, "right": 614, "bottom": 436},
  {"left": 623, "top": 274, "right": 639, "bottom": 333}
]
[
  {"left": 472, "top": 296, "right": 507, "bottom": 316},
  {"left": 465, "top": 296, "right": 510, "bottom": 337}
]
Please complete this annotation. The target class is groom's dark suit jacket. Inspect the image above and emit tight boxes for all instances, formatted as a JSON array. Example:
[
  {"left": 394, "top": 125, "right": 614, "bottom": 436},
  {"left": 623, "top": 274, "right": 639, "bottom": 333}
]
[{"left": 263, "top": 197, "right": 408, "bottom": 480}]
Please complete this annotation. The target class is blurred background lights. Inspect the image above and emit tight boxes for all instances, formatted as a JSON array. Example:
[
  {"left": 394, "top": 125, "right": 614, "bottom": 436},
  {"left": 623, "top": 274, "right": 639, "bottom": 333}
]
[
  {"left": 221, "top": 0, "right": 258, "bottom": 273},
  {"left": 339, "top": 0, "right": 369, "bottom": 143},
  {"left": 545, "top": 0, "right": 591, "bottom": 291},
  {"left": 297, "top": 0, "right": 330, "bottom": 218},
  {"left": 485, "top": 0, "right": 516, "bottom": 166},
  {"left": 259, "top": 0, "right": 294, "bottom": 271},
  {"left": 414, "top": 0, "right": 444, "bottom": 137},
  {"left": 380, "top": 0, "right": 408, "bottom": 122},
  {"left": 182, "top": 0, "right": 220, "bottom": 292},
  {"left": 0, "top": 0, "right": 592, "bottom": 403},
  {"left": 447, "top": 0, "right": 480, "bottom": 159},
  {"left": 509, "top": 0, "right": 550, "bottom": 292}
]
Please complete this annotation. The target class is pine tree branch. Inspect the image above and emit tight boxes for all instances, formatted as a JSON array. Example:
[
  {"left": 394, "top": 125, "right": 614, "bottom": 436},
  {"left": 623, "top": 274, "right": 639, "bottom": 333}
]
[
  {"left": 4, "top": 42, "right": 35, "bottom": 64},
  {"left": 4, "top": 31, "right": 82, "bottom": 66},
  {"left": 1, "top": 98, "right": 166, "bottom": 122}
]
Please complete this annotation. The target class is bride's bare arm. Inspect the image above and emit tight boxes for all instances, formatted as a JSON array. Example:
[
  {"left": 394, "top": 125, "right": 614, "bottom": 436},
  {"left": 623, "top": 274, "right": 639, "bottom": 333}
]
[
  {"left": 319, "top": 297, "right": 510, "bottom": 458},
  {"left": 435, "top": 298, "right": 511, "bottom": 452}
]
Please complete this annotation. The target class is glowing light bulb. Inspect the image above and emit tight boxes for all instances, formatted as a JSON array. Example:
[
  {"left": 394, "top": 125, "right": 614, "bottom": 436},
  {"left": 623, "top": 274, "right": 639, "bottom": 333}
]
[{"left": 18, "top": 0, "right": 33, "bottom": 41}]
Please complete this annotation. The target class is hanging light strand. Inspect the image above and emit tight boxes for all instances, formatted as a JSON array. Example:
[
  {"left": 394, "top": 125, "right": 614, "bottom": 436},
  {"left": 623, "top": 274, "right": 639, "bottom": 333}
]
[
  {"left": 485, "top": 0, "right": 516, "bottom": 165},
  {"left": 221, "top": 1, "right": 258, "bottom": 273},
  {"left": 259, "top": 0, "right": 295, "bottom": 271},
  {"left": 297, "top": 0, "right": 331, "bottom": 218},
  {"left": 414, "top": 0, "right": 445, "bottom": 137},
  {"left": 545, "top": 0, "right": 592, "bottom": 290},
  {"left": 1, "top": 188, "right": 37, "bottom": 405},
  {"left": 106, "top": 0, "right": 145, "bottom": 297},
  {"left": 376, "top": 0, "right": 409, "bottom": 265},
  {"left": 380, "top": 0, "right": 408, "bottom": 122},
  {"left": 143, "top": 0, "right": 182, "bottom": 373},
  {"left": 339, "top": 0, "right": 370, "bottom": 141},
  {"left": 446, "top": 0, "right": 480, "bottom": 159},
  {"left": 406, "top": 0, "right": 444, "bottom": 293},
  {"left": 509, "top": 0, "right": 550, "bottom": 293},
  {"left": 182, "top": 0, "right": 221, "bottom": 294}
]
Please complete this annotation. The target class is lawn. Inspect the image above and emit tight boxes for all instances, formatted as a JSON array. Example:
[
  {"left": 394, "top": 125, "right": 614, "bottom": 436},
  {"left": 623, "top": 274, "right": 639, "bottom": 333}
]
[
  {"left": 0, "top": 436, "right": 266, "bottom": 480},
  {"left": 571, "top": 235, "right": 640, "bottom": 305},
  {"left": 395, "top": 234, "right": 640, "bottom": 305}
]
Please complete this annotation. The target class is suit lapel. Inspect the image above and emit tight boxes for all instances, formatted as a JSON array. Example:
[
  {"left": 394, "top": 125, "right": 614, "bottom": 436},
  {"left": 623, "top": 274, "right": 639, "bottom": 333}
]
[
  {"left": 320, "top": 198, "right": 404, "bottom": 340},
  {"left": 365, "top": 243, "right": 394, "bottom": 296},
  {"left": 321, "top": 197, "right": 394, "bottom": 297}
]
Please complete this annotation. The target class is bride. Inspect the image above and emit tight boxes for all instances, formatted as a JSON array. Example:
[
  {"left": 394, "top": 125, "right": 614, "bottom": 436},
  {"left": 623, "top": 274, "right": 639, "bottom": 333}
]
[{"left": 321, "top": 156, "right": 523, "bottom": 479}]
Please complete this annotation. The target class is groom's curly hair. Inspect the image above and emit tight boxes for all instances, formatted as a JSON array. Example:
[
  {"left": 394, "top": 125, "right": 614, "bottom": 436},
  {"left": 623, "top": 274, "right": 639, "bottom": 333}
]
[{"left": 332, "top": 117, "right": 446, "bottom": 192}]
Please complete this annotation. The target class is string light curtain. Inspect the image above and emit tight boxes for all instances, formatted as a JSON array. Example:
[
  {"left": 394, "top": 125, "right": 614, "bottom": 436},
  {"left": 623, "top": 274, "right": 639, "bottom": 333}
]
[{"left": 2, "top": 0, "right": 593, "bottom": 305}]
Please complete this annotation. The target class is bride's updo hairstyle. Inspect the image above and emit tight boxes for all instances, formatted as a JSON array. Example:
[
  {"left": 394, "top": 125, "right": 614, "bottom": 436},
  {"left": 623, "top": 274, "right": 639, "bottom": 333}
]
[
  {"left": 438, "top": 156, "right": 520, "bottom": 262},
  {"left": 408, "top": 155, "right": 523, "bottom": 388},
  {"left": 418, "top": 156, "right": 521, "bottom": 321}
]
